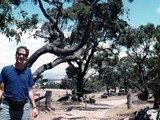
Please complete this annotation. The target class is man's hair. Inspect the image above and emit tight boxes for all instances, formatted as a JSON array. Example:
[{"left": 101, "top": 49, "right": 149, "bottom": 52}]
[{"left": 16, "top": 46, "right": 30, "bottom": 57}]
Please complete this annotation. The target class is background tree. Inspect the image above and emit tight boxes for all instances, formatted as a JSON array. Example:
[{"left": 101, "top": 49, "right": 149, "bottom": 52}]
[
  {"left": 151, "top": 24, "right": 160, "bottom": 108},
  {"left": 117, "top": 56, "right": 135, "bottom": 91},
  {"left": 117, "top": 23, "right": 160, "bottom": 108},
  {"left": 91, "top": 44, "right": 120, "bottom": 93}
]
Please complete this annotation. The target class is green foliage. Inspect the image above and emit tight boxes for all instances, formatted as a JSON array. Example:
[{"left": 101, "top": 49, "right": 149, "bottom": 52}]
[
  {"left": 0, "top": 0, "right": 29, "bottom": 42},
  {"left": 60, "top": 76, "right": 105, "bottom": 92},
  {"left": 65, "top": 66, "right": 77, "bottom": 79},
  {"left": 84, "top": 78, "right": 104, "bottom": 92},
  {"left": 0, "top": 2, "right": 13, "bottom": 31},
  {"left": 60, "top": 78, "right": 77, "bottom": 90}
]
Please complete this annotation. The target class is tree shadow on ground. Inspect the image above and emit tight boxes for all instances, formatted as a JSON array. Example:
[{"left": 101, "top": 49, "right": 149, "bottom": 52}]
[
  {"left": 38, "top": 101, "right": 113, "bottom": 111},
  {"left": 52, "top": 116, "right": 85, "bottom": 120},
  {"left": 57, "top": 103, "right": 112, "bottom": 112},
  {"left": 70, "top": 106, "right": 111, "bottom": 111}
]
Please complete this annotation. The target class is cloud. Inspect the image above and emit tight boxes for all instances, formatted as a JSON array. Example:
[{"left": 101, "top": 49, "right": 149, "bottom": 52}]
[
  {"left": 156, "top": 7, "right": 160, "bottom": 14},
  {"left": 0, "top": 33, "right": 67, "bottom": 79}
]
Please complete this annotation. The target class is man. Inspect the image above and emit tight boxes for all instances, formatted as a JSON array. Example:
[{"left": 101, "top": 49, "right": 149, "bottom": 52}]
[{"left": 0, "top": 46, "right": 38, "bottom": 120}]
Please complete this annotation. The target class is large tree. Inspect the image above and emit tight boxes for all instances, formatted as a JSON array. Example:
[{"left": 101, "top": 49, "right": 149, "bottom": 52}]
[{"left": 48, "top": 0, "right": 127, "bottom": 93}]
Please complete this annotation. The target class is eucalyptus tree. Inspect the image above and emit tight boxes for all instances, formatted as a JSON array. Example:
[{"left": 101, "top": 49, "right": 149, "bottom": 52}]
[
  {"left": 63, "top": 4, "right": 128, "bottom": 93},
  {"left": 150, "top": 24, "right": 160, "bottom": 108},
  {"left": 119, "top": 24, "right": 160, "bottom": 109},
  {"left": 117, "top": 56, "right": 135, "bottom": 91},
  {"left": 117, "top": 24, "right": 159, "bottom": 104}
]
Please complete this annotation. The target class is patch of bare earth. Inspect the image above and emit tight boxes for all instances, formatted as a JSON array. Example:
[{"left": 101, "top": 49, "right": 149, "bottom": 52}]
[{"left": 30, "top": 89, "right": 152, "bottom": 120}]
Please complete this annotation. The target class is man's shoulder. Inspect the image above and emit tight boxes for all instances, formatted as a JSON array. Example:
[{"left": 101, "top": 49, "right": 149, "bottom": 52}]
[
  {"left": 1, "top": 65, "right": 14, "bottom": 73},
  {"left": 3, "top": 65, "right": 13, "bottom": 70}
]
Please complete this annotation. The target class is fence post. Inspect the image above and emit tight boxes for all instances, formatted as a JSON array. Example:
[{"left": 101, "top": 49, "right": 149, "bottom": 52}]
[
  {"left": 45, "top": 90, "right": 52, "bottom": 109},
  {"left": 127, "top": 88, "right": 132, "bottom": 109}
]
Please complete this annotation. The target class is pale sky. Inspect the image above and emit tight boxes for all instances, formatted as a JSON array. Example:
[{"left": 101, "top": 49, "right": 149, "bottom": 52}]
[{"left": 1, "top": 1, "right": 160, "bottom": 79}]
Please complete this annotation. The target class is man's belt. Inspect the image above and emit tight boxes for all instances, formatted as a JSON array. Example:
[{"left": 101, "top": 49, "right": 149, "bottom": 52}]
[
  {"left": 4, "top": 97, "right": 27, "bottom": 111},
  {"left": 4, "top": 97, "right": 27, "bottom": 105}
]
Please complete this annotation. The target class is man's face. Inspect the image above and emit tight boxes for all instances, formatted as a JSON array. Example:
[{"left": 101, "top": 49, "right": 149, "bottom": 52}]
[{"left": 15, "top": 48, "right": 28, "bottom": 63}]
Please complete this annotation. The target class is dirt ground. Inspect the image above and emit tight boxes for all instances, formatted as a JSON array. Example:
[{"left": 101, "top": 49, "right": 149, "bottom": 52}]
[{"left": 29, "top": 89, "right": 153, "bottom": 120}]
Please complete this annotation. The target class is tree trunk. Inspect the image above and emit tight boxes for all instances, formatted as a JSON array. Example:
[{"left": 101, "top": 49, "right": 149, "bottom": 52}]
[
  {"left": 106, "top": 85, "right": 109, "bottom": 93},
  {"left": 153, "top": 93, "right": 160, "bottom": 109},
  {"left": 153, "top": 73, "right": 160, "bottom": 109},
  {"left": 77, "top": 77, "right": 83, "bottom": 91},
  {"left": 76, "top": 74, "right": 84, "bottom": 98}
]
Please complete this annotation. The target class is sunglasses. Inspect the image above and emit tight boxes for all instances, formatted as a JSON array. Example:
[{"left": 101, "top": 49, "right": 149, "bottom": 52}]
[{"left": 17, "top": 52, "right": 27, "bottom": 57}]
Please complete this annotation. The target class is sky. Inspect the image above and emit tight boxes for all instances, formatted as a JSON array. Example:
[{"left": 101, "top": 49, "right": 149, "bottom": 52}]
[
  {"left": 0, "top": 0, "right": 160, "bottom": 80},
  {"left": 122, "top": 0, "right": 160, "bottom": 27}
]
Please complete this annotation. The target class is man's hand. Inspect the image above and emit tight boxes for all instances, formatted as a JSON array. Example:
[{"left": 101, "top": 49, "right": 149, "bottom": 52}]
[{"left": 32, "top": 107, "right": 38, "bottom": 118}]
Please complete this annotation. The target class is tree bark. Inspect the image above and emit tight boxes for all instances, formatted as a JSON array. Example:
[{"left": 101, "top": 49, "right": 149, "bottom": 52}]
[
  {"left": 77, "top": 74, "right": 84, "bottom": 95},
  {"left": 153, "top": 73, "right": 160, "bottom": 109},
  {"left": 153, "top": 82, "right": 160, "bottom": 108}
]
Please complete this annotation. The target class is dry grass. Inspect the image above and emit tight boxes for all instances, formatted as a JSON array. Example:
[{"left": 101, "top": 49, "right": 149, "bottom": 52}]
[{"left": 30, "top": 89, "right": 153, "bottom": 120}]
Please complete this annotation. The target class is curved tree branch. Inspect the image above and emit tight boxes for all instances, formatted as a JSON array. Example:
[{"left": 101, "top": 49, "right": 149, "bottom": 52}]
[{"left": 32, "top": 45, "right": 87, "bottom": 80}]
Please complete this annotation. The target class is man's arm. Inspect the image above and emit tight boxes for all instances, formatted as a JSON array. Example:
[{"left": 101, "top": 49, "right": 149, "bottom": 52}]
[
  {"left": 28, "top": 87, "right": 36, "bottom": 108},
  {"left": 0, "top": 83, "right": 4, "bottom": 103},
  {"left": 28, "top": 87, "right": 38, "bottom": 118}
]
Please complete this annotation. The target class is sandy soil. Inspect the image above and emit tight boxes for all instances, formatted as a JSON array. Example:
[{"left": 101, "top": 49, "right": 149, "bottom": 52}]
[{"left": 29, "top": 89, "right": 153, "bottom": 120}]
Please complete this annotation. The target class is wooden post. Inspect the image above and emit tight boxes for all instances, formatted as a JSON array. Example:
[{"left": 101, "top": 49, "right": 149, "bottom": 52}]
[
  {"left": 45, "top": 91, "right": 52, "bottom": 109},
  {"left": 127, "top": 89, "right": 132, "bottom": 109},
  {"left": 84, "top": 94, "right": 87, "bottom": 108}
]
